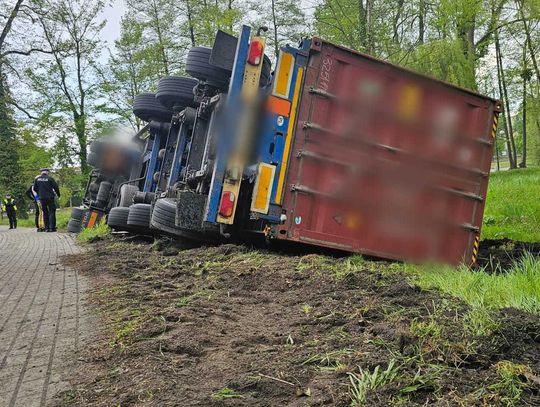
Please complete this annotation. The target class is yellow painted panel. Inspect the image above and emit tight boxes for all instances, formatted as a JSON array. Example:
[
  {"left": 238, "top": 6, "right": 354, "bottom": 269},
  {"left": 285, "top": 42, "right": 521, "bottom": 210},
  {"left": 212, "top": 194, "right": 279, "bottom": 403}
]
[
  {"left": 251, "top": 163, "right": 276, "bottom": 214},
  {"left": 273, "top": 52, "right": 294, "bottom": 98}
]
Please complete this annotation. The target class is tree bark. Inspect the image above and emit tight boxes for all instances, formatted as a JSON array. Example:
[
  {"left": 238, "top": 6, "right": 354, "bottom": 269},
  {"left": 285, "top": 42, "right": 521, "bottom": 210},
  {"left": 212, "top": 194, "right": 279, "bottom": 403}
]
[
  {"left": 271, "top": 0, "right": 279, "bottom": 57},
  {"left": 519, "top": 48, "right": 527, "bottom": 168},
  {"left": 185, "top": 0, "right": 196, "bottom": 46},
  {"left": 495, "top": 31, "right": 517, "bottom": 169}
]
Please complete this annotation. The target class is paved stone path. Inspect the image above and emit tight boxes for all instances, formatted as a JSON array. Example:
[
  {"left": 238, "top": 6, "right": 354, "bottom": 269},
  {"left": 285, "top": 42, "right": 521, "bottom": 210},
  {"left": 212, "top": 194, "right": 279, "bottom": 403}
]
[{"left": 0, "top": 226, "right": 92, "bottom": 407}]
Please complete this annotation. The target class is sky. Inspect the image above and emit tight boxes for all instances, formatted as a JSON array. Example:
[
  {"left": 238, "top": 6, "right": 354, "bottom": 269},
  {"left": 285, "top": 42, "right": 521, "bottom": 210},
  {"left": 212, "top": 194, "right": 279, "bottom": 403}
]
[{"left": 100, "top": 0, "right": 126, "bottom": 45}]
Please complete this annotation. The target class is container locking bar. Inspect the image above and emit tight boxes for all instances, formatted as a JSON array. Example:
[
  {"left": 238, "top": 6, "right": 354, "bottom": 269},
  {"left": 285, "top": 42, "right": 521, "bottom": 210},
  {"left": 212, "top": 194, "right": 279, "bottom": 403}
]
[{"left": 308, "top": 87, "right": 338, "bottom": 100}]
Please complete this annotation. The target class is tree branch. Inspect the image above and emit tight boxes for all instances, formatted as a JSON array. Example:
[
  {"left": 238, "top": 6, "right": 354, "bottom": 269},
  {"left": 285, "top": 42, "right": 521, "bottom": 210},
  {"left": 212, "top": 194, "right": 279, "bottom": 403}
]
[
  {"left": 8, "top": 99, "right": 40, "bottom": 120},
  {"left": 0, "top": 47, "right": 53, "bottom": 58},
  {"left": 0, "top": 0, "right": 25, "bottom": 51}
]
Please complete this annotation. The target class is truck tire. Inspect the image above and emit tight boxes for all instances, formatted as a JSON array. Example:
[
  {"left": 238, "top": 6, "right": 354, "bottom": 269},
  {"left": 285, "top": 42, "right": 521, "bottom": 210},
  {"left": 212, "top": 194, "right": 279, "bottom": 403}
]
[
  {"left": 186, "top": 46, "right": 272, "bottom": 89},
  {"left": 96, "top": 181, "right": 113, "bottom": 203},
  {"left": 70, "top": 207, "right": 87, "bottom": 222},
  {"left": 119, "top": 184, "right": 139, "bottom": 207},
  {"left": 127, "top": 203, "right": 152, "bottom": 228},
  {"left": 107, "top": 206, "right": 130, "bottom": 230},
  {"left": 67, "top": 219, "right": 82, "bottom": 233},
  {"left": 150, "top": 198, "right": 204, "bottom": 240},
  {"left": 133, "top": 93, "right": 173, "bottom": 123},
  {"left": 186, "top": 47, "right": 231, "bottom": 88},
  {"left": 156, "top": 76, "right": 198, "bottom": 110}
]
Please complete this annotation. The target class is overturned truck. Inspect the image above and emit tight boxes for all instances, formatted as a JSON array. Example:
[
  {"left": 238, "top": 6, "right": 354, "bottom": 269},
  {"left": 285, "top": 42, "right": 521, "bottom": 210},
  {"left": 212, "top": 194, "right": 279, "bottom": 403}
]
[{"left": 77, "top": 25, "right": 501, "bottom": 266}]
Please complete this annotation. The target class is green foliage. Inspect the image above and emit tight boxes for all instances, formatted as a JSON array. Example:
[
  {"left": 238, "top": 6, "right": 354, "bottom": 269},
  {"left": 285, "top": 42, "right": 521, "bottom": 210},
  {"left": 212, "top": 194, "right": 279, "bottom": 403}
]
[
  {"left": 482, "top": 168, "right": 540, "bottom": 242},
  {"left": 408, "top": 253, "right": 540, "bottom": 312},
  {"left": 405, "top": 39, "right": 476, "bottom": 89},
  {"left": 0, "top": 71, "right": 25, "bottom": 213},
  {"left": 77, "top": 219, "right": 111, "bottom": 243},
  {"left": 348, "top": 360, "right": 399, "bottom": 405}
]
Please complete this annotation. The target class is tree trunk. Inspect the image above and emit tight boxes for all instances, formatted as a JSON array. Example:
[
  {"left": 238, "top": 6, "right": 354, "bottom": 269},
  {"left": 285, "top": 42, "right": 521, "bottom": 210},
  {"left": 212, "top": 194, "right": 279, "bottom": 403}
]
[
  {"left": 185, "top": 0, "right": 196, "bottom": 46},
  {"left": 358, "top": 0, "right": 367, "bottom": 51},
  {"left": 418, "top": 0, "right": 425, "bottom": 44},
  {"left": 151, "top": 0, "right": 170, "bottom": 75},
  {"left": 392, "top": 0, "right": 404, "bottom": 42},
  {"left": 495, "top": 32, "right": 517, "bottom": 169},
  {"left": 495, "top": 134, "right": 500, "bottom": 171},
  {"left": 520, "top": 50, "right": 527, "bottom": 168},
  {"left": 365, "top": 0, "right": 374, "bottom": 54},
  {"left": 271, "top": 0, "right": 279, "bottom": 57}
]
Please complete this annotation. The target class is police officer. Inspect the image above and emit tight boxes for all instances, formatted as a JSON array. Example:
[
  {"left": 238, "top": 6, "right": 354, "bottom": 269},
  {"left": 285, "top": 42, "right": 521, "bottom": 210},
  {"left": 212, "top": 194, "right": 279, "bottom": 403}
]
[
  {"left": 33, "top": 168, "right": 61, "bottom": 232},
  {"left": 2, "top": 194, "right": 17, "bottom": 229},
  {"left": 26, "top": 185, "right": 41, "bottom": 231}
]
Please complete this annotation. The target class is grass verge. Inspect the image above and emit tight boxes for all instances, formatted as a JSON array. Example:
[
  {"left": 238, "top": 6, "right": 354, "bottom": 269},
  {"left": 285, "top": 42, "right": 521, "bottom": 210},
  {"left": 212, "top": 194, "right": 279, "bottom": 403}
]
[
  {"left": 77, "top": 220, "right": 111, "bottom": 243},
  {"left": 0, "top": 207, "right": 71, "bottom": 229},
  {"left": 483, "top": 168, "right": 540, "bottom": 242},
  {"left": 407, "top": 253, "right": 540, "bottom": 312}
]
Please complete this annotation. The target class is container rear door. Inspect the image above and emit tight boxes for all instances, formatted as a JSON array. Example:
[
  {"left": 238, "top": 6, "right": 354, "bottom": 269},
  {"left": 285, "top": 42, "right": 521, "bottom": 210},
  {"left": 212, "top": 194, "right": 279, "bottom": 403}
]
[{"left": 279, "top": 40, "right": 499, "bottom": 265}]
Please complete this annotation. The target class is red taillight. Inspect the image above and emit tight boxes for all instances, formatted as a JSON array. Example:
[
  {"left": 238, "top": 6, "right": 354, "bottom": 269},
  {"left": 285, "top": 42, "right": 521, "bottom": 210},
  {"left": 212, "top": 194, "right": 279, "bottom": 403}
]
[
  {"left": 247, "top": 40, "right": 264, "bottom": 66},
  {"left": 219, "top": 191, "right": 236, "bottom": 218}
]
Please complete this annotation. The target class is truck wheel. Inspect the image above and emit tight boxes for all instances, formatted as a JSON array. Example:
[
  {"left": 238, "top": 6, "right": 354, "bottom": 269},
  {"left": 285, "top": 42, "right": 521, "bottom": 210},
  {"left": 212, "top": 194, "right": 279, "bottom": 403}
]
[
  {"left": 87, "top": 152, "right": 99, "bottom": 168},
  {"left": 107, "top": 207, "right": 130, "bottom": 230},
  {"left": 119, "top": 184, "right": 139, "bottom": 207},
  {"left": 133, "top": 93, "right": 173, "bottom": 123},
  {"left": 186, "top": 47, "right": 231, "bottom": 89},
  {"left": 127, "top": 203, "right": 152, "bottom": 228},
  {"left": 96, "top": 181, "right": 113, "bottom": 203},
  {"left": 150, "top": 198, "right": 204, "bottom": 240},
  {"left": 67, "top": 219, "right": 82, "bottom": 233},
  {"left": 156, "top": 76, "right": 198, "bottom": 110},
  {"left": 70, "top": 207, "right": 87, "bottom": 222},
  {"left": 133, "top": 191, "right": 156, "bottom": 205}
]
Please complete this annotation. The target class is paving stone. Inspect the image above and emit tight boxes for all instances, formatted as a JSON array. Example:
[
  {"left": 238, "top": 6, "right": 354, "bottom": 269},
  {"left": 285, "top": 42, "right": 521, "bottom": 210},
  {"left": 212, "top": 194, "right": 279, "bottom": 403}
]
[{"left": 0, "top": 226, "right": 92, "bottom": 407}]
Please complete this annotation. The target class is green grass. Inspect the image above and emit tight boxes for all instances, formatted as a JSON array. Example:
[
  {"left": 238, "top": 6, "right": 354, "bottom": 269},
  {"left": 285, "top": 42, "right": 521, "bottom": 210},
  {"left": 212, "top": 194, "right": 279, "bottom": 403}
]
[
  {"left": 0, "top": 207, "right": 71, "bottom": 230},
  {"left": 77, "top": 219, "right": 111, "bottom": 242},
  {"left": 408, "top": 253, "right": 540, "bottom": 312},
  {"left": 483, "top": 167, "right": 540, "bottom": 242},
  {"left": 210, "top": 388, "right": 245, "bottom": 400}
]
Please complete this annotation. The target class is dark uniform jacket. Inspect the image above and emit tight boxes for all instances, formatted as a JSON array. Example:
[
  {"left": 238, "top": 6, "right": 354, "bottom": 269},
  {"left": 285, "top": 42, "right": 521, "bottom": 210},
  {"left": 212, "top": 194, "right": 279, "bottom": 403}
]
[
  {"left": 33, "top": 175, "right": 60, "bottom": 200},
  {"left": 2, "top": 198, "right": 17, "bottom": 213},
  {"left": 26, "top": 186, "right": 36, "bottom": 201}
]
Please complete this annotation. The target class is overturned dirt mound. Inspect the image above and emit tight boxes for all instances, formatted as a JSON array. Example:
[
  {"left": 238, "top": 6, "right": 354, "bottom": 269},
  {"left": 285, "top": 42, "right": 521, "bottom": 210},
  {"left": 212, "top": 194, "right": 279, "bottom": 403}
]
[
  {"left": 477, "top": 238, "right": 540, "bottom": 271},
  {"left": 56, "top": 239, "right": 540, "bottom": 406}
]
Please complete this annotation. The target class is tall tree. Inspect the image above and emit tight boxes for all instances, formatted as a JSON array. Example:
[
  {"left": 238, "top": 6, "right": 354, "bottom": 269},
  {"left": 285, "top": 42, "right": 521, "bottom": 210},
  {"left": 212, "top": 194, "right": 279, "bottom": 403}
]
[
  {"left": 0, "top": 68, "right": 25, "bottom": 207},
  {"left": 97, "top": 14, "right": 162, "bottom": 129},
  {"left": 22, "top": 0, "right": 105, "bottom": 174}
]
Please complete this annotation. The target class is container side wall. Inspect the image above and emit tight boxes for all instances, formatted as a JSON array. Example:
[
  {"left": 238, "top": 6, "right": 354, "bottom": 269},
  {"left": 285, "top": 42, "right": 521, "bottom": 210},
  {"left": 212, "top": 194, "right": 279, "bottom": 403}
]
[{"left": 279, "top": 41, "right": 500, "bottom": 265}]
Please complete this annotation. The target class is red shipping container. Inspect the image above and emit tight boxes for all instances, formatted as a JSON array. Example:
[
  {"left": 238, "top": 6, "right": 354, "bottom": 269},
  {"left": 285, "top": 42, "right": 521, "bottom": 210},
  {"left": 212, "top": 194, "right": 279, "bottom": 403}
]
[{"left": 277, "top": 39, "right": 501, "bottom": 265}]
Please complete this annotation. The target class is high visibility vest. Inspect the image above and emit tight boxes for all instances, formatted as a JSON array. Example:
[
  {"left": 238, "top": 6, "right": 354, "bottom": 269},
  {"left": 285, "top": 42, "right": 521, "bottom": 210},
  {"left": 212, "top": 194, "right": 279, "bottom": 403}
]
[{"left": 2, "top": 199, "right": 17, "bottom": 212}]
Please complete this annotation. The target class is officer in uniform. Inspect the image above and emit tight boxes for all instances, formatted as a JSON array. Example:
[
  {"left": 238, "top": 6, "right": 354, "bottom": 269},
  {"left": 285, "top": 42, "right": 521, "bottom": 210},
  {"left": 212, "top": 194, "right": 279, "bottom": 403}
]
[
  {"left": 2, "top": 194, "right": 17, "bottom": 229},
  {"left": 26, "top": 185, "right": 41, "bottom": 231},
  {"left": 33, "top": 168, "right": 61, "bottom": 232}
]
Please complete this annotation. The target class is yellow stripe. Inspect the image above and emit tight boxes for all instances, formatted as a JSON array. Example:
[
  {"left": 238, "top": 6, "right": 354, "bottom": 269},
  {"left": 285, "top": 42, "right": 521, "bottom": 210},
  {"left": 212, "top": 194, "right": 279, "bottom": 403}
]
[{"left": 275, "top": 67, "right": 304, "bottom": 204}]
